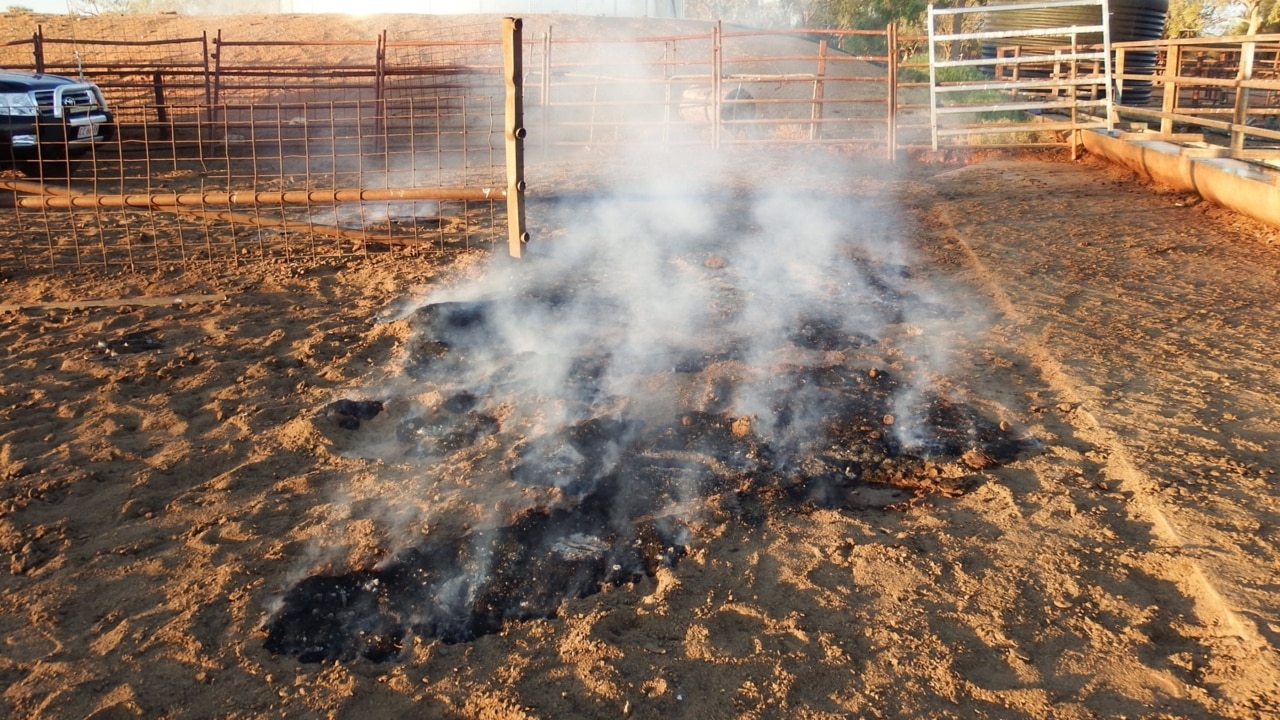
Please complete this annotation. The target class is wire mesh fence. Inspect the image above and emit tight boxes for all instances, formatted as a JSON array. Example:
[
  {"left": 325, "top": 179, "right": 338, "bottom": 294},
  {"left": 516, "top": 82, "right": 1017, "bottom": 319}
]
[{"left": 1, "top": 19, "right": 510, "bottom": 274}]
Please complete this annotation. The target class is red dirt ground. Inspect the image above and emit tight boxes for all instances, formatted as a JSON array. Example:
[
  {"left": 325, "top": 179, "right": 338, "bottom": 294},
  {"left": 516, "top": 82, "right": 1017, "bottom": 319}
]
[{"left": 3, "top": 12, "right": 1280, "bottom": 720}]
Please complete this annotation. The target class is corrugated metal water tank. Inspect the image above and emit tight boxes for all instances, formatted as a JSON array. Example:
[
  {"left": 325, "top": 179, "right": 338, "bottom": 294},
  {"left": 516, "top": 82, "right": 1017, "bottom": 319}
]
[{"left": 981, "top": 0, "right": 1168, "bottom": 104}]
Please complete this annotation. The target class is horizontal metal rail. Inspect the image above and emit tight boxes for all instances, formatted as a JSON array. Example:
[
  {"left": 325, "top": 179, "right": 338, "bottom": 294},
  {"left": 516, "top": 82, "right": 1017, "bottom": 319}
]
[
  {"left": 931, "top": 25, "right": 1107, "bottom": 44},
  {"left": 4, "top": 186, "right": 505, "bottom": 211},
  {"left": 1113, "top": 106, "right": 1280, "bottom": 142},
  {"left": 937, "top": 119, "right": 1106, "bottom": 136},
  {"left": 929, "top": 0, "right": 1109, "bottom": 14},
  {"left": 934, "top": 98, "right": 1109, "bottom": 114},
  {"left": 934, "top": 77, "right": 1109, "bottom": 93},
  {"left": 939, "top": 51, "right": 1107, "bottom": 68}
]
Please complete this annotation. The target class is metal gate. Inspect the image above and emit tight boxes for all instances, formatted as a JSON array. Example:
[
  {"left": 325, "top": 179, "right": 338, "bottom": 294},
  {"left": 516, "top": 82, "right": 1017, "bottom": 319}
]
[{"left": 927, "top": 0, "right": 1114, "bottom": 152}]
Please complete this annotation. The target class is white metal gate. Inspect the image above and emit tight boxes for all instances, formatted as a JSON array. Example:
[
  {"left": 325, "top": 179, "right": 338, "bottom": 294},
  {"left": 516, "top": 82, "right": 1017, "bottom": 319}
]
[{"left": 927, "top": 0, "right": 1114, "bottom": 152}]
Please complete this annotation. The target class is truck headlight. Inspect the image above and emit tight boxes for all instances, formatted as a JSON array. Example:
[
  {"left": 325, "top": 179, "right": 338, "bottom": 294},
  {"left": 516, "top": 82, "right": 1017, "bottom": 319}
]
[{"left": 0, "top": 93, "right": 38, "bottom": 116}]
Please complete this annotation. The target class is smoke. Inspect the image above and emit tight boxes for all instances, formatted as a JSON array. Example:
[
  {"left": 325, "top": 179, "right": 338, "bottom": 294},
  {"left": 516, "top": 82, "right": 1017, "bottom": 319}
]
[
  {"left": 262, "top": 134, "right": 1017, "bottom": 659},
  {"left": 262, "top": 31, "right": 1012, "bottom": 660},
  {"left": 380, "top": 138, "right": 949, "bottom": 497}
]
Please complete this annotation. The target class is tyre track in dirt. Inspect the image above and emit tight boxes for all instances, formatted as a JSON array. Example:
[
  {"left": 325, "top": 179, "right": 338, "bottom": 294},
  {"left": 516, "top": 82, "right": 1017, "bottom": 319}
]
[{"left": 919, "top": 155, "right": 1280, "bottom": 711}]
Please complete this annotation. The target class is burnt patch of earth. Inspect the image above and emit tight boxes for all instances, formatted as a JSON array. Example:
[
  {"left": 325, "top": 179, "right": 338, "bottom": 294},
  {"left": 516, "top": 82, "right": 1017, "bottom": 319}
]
[
  {"left": 95, "top": 328, "right": 164, "bottom": 357},
  {"left": 267, "top": 231, "right": 1035, "bottom": 662},
  {"left": 269, "top": 357, "right": 1030, "bottom": 662},
  {"left": 264, "top": 455, "right": 694, "bottom": 661},
  {"left": 267, "top": 396, "right": 1023, "bottom": 662}
]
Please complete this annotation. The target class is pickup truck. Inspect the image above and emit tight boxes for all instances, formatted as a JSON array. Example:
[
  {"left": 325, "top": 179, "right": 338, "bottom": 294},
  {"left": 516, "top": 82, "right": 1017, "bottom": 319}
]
[{"left": 1, "top": 69, "right": 113, "bottom": 175}]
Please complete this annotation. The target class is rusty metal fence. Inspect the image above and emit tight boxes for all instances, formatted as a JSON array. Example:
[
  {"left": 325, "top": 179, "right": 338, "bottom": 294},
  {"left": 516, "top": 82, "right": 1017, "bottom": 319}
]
[
  {"left": 524, "top": 24, "right": 898, "bottom": 150},
  {"left": 1, "top": 19, "right": 906, "bottom": 275},
  {"left": 1, "top": 20, "right": 516, "bottom": 274},
  {"left": 6, "top": 15, "right": 1276, "bottom": 276}
]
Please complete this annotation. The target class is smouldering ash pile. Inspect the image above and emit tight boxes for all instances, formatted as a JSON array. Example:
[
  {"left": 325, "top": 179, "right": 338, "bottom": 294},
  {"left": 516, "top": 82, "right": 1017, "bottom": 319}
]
[{"left": 263, "top": 154, "right": 1026, "bottom": 663}]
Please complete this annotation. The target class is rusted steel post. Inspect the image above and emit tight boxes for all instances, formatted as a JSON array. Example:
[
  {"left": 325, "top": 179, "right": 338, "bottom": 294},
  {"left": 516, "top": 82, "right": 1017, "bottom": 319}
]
[
  {"left": 201, "top": 31, "right": 211, "bottom": 106},
  {"left": 153, "top": 71, "right": 168, "bottom": 126},
  {"left": 375, "top": 30, "right": 387, "bottom": 141},
  {"left": 663, "top": 39, "right": 673, "bottom": 146},
  {"left": 1161, "top": 41, "right": 1180, "bottom": 136},
  {"left": 810, "top": 38, "right": 828, "bottom": 141},
  {"left": 887, "top": 23, "right": 898, "bottom": 162},
  {"left": 33, "top": 26, "right": 44, "bottom": 73},
  {"left": 1231, "top": 39, "right": 1256, "bottom": 153},
  {"left": 541, "top": 29, "right": 551, "bottom": 157},
  {"left": 212, "top": 29, "right": 223, "bottom": 106},
  {"left": 503, "top": 17, "right": 529, "bottom": 258}
]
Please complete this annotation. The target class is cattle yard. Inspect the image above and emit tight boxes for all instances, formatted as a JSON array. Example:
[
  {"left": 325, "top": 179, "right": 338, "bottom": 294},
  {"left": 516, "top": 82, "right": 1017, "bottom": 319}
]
[
  {"left": 4, "top": 12, "right": 1280, "bottom": 720},
  {"left": 4, "top": 13, "right": 1275, "bottom": 275}
]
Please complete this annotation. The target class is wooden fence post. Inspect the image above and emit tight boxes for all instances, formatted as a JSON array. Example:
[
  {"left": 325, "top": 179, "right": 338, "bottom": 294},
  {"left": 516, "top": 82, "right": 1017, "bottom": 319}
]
[
  {"left": 1160, "top": 41, "right": 1180, "bottom": 136},
  {"left": 503, "top": 17, "right": 529, "bottom": 258},
  {"left": 1231, "top": 39, "right": 1256, "bottom": 152}
]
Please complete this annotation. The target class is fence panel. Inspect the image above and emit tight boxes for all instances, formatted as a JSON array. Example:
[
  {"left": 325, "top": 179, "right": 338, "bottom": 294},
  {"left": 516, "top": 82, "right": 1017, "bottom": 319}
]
[
  {"left": 1111, "top": 35, "right": 1280, "bottom": 158},
  {"left": 926, "top": 0, "right": 1114, "bottom": 152}
]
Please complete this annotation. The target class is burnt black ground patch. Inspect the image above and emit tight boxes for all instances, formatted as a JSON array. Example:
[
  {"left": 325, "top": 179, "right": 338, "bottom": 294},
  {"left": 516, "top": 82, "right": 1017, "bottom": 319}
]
[
  {"left": 265, "top": 194, "right": 1035, "bottom": 663},
  {"left": 271, "top": 363, "right": 1028, "bottom": 662}
]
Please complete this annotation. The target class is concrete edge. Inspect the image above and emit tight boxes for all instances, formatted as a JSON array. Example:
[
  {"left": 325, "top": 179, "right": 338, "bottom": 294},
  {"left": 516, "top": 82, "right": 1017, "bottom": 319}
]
[{"left": 1081, "top": 128, "right": 1280, "bottom": 229}]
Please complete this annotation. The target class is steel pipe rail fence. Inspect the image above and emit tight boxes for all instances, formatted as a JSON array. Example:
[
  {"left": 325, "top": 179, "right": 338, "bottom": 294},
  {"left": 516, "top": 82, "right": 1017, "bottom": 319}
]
[
  {"left": 2, "top": 20, "right": 902, "bottom": 153},
  {"left": 0, "top": 28, "right": 211, "bottom": 124},
  {"left": 525, "top": 23, "right": 897, "bottom": 153},
  {"left": 1, "top": 18, "right": 906, "bottom": 275},
  {"left": 1110, "top": 34, "right": 1280, "bottom": 157}
]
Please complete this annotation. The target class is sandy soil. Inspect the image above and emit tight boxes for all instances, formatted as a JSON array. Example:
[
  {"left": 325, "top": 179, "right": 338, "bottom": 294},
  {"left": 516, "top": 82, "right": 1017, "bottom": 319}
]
[{"left": 3, "top": 12, "right": 1280, "bottom": 720}]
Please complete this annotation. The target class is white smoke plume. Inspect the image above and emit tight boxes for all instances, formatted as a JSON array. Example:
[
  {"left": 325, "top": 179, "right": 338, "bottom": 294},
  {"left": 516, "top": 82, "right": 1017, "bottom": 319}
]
[{"left": 261, "top": 31, "right": 1009, "bottom": 661}]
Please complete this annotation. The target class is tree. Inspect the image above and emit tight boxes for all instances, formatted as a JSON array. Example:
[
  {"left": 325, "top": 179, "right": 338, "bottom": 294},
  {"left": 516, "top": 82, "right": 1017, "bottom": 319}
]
[
  {"left": 1158, "top": 0, "right": 1280, "bottom": 36},
  {"left": 827, "top": 0, "right": 929, "bottom": 31},
  {"left": 784, "top": 0, "right": 838, "bottom": 27},
  {"left": 1239, "top": 0, "right": 1279, "bottom": 32},
  {"left": 685, "top": 0, "right": 825, "bottom": 28},
  {"left": 1164, "top": 0, "right": 1231, "bottom": 36}
]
